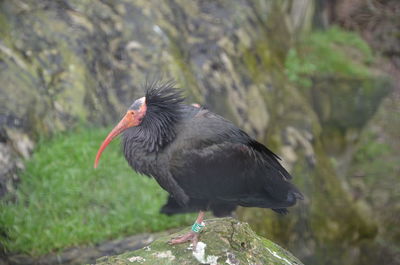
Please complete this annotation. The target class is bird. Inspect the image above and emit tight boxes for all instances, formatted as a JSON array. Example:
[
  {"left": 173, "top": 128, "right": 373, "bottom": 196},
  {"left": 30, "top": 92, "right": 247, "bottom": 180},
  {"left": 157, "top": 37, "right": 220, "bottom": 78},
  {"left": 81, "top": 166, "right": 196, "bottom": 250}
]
[{"left": 94, "top": 81, "right": 303, "bottom": 246}]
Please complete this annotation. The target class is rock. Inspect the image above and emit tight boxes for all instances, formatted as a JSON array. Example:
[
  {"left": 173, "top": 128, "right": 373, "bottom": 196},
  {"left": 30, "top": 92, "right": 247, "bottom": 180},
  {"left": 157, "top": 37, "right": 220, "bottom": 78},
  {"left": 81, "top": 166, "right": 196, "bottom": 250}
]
[
  {"left": 5, "top": 230, "right": 171, "bottom": 265},
  {"left": 0, "top": 0, "right": 392, "bottom": 264},
  {"left": 0, "top": 128, "right": 34, "bottom": 198},
  {"left": 93, "top": 218, "right": 303, "bottom": 265}
]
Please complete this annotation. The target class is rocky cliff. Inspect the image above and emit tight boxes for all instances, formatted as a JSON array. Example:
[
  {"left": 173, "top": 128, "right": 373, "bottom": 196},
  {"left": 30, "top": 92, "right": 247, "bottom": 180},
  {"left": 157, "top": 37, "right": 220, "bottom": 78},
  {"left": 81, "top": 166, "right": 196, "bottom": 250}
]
[{"left": 0, "top": 0, "right": 394, "bottom": 264}]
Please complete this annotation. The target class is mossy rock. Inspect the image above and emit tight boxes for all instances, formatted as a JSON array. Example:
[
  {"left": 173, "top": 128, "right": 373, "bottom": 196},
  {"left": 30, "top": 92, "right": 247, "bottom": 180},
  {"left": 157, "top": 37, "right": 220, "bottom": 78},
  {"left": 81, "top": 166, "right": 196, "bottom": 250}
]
[{"left": 93, "top": 218, "right": 303, "bottom": 265}]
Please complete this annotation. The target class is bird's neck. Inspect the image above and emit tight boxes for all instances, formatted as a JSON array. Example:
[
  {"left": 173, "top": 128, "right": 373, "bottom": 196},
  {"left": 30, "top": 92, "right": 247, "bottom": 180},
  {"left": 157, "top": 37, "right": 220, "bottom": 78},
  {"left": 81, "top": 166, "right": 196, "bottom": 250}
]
[{"left": 122, "top": 108, "right": 181, "bottom": 154}]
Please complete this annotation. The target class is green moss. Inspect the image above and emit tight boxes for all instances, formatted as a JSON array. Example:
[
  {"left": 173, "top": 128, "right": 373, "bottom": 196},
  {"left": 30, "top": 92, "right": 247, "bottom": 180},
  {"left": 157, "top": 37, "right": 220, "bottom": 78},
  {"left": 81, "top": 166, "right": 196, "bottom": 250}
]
[
  {"left": 310, "top": 26, "right": 373, "bottom": 61},
  {"left": 285, "top": 26, "right": 375, "bottom": 87},
  {"left": 310, "top": 142, "right": 377, "bottom": 244},
  {"left": 351, "top": 128, "right": 399, "bottom": 202},
  {"left": 347, "top": 95, "right": 400, "bottom": 249},
  {"left": 168, "top": 40, "right": 203, "bottom": 103},
  {"left": 242, "top": 40, "right": 280, "bottom": 83},
  {"left": 53, "top": 41, "right": 91, "bottom": 122},
  {"left": 0, "top": 127, "right": 195, "bottom": 255},
  {"left": 352, "top": 132, "right": 396, "bottom": 180},
  {"left": 94, "top": 218, "right": 304, "bottom": 265},
  {"left": 0, "top": 12, "right": 9, "bottom": 42}
]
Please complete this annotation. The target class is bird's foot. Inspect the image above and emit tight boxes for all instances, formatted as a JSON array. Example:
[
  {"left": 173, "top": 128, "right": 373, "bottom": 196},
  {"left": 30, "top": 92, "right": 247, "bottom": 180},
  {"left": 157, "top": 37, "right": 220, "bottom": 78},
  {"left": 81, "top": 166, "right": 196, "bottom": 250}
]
[{"left": 168, "top": 231, "right": 200, "bottom": 247}]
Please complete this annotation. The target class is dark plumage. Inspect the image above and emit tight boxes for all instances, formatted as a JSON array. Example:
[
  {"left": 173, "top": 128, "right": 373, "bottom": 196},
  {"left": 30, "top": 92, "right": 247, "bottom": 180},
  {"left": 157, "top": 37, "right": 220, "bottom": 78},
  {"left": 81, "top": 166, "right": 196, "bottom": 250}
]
[
  {"left": 122, "top": 82, "right": 303, "bottom": 215},
  {"left": 94, "top": 81, "right": 303, "bottom": 245}
]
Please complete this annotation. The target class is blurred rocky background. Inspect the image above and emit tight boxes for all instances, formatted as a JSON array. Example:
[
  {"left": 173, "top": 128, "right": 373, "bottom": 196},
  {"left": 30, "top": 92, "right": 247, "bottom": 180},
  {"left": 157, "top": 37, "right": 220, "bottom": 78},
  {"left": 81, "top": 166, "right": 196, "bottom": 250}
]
[{"left": 0, "top": 0, "right": 399, "bottom": 264}]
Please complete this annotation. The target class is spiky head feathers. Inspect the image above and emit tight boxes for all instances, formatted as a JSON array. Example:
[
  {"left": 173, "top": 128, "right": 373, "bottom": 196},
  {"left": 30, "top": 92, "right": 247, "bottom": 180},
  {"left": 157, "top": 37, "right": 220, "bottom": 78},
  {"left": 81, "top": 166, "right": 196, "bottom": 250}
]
[
  {"left": 143, "top": 80, "right": 185, "bottom": 112},
  {"left": 125, "top": 81, "right": 186, "bottom": 152}
]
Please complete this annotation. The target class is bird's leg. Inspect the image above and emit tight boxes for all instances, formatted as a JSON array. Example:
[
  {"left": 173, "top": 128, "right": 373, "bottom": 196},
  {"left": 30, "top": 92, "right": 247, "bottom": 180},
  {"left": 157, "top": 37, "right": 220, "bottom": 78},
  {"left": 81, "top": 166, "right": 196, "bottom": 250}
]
[{"left": 168, "top": 211, "right": 205, "bottom": 246}]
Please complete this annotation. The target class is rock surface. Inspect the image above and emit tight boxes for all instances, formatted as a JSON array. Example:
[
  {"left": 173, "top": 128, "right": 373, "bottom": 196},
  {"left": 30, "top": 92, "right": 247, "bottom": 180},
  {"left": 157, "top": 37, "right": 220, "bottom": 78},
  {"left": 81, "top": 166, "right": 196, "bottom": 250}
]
[
  {"left": 94, "top": 218, "right": 303, "bottom": 265},
  {"left": 0, "top": 0, "right": 395, "bottom": 264},
  {"left": 5, "top": 230, "right": 170, "bottom": 265}
]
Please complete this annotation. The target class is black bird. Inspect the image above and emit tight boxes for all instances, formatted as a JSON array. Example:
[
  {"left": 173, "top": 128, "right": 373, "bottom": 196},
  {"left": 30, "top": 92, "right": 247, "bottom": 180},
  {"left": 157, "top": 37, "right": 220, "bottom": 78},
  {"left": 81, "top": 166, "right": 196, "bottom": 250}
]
[{"left": 94, "top": 81, "right": 303, "bottom": 245}]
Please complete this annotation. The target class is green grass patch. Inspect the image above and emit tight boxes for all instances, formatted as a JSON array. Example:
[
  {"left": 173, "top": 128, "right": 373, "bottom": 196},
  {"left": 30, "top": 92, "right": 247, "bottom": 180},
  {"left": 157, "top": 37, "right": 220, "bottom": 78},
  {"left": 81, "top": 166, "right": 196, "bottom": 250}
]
[
  {"left": 0, "top": 127, "right": 195, "bottom": 255},
  {"left": 285, "top": 26, "right": 374, "bottom": 87}
]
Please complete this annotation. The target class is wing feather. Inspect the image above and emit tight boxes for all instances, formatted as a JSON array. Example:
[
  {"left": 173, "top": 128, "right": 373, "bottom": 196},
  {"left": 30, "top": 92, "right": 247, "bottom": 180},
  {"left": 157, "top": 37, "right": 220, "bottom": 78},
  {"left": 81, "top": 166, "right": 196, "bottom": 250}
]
[{"left": 167, "top": 109, "right": 302, "bottom": 207}]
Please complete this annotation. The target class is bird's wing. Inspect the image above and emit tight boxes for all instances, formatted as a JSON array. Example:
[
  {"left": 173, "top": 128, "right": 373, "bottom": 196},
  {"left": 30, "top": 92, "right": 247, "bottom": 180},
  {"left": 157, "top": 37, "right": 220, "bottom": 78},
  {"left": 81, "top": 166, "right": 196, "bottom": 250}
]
[{"left": 168, "top": 109, "right": 302, "bottom": 206}]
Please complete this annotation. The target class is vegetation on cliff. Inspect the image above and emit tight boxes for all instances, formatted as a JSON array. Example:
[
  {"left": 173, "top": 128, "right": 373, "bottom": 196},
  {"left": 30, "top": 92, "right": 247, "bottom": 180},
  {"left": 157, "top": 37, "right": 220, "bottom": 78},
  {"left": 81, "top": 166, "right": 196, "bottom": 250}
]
[{"left": 0, "top": 0, "right": 397, "bottom": 264}]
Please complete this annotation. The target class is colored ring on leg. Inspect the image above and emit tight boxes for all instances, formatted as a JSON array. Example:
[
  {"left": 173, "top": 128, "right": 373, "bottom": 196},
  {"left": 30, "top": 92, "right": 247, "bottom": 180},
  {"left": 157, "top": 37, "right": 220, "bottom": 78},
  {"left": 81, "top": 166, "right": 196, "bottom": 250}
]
[{"left": 191, "top": 222, "right": 205, "bottom": 233}]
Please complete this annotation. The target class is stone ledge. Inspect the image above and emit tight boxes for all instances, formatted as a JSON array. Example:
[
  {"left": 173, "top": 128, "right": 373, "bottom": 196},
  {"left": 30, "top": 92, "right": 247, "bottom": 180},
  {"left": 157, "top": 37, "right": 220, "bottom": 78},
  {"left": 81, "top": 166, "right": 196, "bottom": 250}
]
[{"left": 93, "top": 217, "right": 303, "bottom": 265}]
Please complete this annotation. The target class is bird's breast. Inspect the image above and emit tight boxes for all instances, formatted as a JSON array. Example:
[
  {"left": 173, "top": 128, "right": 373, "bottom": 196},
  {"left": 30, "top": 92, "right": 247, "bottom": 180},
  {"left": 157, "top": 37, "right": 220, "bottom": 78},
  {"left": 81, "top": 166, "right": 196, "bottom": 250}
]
[{"left": 122, "top": 138, "right": 159, "bottom": 177}]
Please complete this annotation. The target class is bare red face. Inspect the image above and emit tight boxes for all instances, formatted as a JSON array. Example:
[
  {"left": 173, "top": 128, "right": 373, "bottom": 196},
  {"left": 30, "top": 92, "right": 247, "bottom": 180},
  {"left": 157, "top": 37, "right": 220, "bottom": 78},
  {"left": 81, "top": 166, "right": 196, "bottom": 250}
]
[{"left": 94, "top": 97, "right": 147, "bottom": 168}]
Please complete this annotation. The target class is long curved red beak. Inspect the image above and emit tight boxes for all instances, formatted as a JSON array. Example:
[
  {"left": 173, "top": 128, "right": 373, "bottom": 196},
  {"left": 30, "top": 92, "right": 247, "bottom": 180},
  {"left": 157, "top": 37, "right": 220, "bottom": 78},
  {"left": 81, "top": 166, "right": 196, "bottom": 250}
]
[{"left": 94, "top": 112, "right": 137, "bottom": 168}]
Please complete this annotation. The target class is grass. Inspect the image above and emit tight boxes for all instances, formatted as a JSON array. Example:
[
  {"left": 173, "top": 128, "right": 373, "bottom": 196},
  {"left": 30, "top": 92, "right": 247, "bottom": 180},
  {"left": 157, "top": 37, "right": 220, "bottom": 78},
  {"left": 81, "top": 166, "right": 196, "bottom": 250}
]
[{"left": 0, "top": 127, "right": 196, "bottom": 256}]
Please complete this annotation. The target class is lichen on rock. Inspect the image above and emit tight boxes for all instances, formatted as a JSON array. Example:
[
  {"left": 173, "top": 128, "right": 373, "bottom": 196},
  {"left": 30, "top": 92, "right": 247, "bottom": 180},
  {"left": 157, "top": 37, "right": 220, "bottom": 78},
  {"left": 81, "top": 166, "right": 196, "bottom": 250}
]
[{"left": 93, "top": 218, "right": 303, "bottom": 265}]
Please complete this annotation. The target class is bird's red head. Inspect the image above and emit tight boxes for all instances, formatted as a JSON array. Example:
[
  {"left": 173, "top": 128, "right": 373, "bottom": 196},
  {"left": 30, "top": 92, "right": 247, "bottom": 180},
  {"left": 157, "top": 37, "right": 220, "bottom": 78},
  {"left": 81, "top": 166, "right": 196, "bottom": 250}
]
[{"left": 94, "top": 97, "right": 147, "bottom": 168}]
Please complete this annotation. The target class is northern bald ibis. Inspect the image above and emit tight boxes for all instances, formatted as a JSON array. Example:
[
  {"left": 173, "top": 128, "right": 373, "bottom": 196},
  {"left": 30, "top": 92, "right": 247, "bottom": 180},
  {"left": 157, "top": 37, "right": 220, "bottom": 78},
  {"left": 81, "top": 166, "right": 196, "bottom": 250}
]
[{"left": 94, "top": 81, "right": 303, "bottom": 246}]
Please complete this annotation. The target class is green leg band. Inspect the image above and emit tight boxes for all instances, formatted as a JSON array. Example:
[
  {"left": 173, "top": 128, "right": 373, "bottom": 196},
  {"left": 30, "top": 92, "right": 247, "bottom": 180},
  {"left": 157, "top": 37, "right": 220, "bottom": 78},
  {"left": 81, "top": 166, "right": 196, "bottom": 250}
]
[{"left": 191, "top": 221, "right": 205, "bottom": 233}]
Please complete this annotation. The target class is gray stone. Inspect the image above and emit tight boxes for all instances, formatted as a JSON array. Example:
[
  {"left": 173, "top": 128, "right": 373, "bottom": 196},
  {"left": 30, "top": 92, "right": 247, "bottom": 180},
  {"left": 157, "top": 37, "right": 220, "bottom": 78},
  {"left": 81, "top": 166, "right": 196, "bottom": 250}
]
[{"left": 93, "top": 218, "right": 304, "bottom": 265}]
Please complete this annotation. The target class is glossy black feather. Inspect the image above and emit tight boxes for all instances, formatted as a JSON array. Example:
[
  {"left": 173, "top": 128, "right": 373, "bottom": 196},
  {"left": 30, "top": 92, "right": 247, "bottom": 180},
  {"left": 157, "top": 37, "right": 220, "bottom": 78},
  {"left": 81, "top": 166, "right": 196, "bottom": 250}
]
[{"left": 122, "top": 82, "right": 303, "bottom": 216}]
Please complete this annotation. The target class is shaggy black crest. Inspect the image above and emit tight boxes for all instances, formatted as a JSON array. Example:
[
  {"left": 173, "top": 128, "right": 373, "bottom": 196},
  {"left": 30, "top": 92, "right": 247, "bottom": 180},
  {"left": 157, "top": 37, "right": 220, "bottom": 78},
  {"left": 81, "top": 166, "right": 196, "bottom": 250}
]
[
  {"left": 145, "top": 80, "right": 185, "bottom": 113},
  {"left": 127, "top": 81, "right": 185, "bottom": 153}
]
